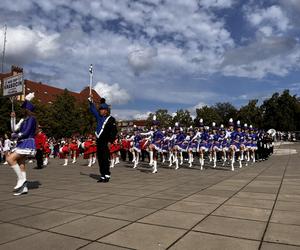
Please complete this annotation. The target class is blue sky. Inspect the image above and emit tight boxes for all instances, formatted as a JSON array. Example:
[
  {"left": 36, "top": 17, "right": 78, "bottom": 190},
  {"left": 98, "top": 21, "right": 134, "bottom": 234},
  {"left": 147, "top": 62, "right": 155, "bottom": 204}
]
[{"left": 1, "top": 0, "right": 300, "bottom": 120}]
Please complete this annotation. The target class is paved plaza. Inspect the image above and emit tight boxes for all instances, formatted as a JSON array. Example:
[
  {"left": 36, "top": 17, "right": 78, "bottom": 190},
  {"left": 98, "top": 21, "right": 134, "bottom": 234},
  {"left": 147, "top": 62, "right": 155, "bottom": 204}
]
[{"left": 0, "top": 142, "right": 299, "bottom": 250}]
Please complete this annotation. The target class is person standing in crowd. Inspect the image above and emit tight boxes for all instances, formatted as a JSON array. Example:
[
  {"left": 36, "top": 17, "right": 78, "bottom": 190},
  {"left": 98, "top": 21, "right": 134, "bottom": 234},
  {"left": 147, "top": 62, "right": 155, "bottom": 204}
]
[
  {"left": 2, "top": 134, "right": 12, "bottom": 165},
  {"left": 88, "top": 96, "right": 117, "bottom": 183},
  {"left": 35, "top": 125, "right": 47, "bottom": 169},
  {"left": 7, "top": 93, "right": 37, "bottom": 196}
]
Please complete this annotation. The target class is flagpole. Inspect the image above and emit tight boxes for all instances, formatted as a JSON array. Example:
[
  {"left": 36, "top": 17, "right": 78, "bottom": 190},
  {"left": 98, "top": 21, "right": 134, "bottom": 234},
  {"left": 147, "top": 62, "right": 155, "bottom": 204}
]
[{"left": 89, "top": 64, "right": 93, "bottom": 96}]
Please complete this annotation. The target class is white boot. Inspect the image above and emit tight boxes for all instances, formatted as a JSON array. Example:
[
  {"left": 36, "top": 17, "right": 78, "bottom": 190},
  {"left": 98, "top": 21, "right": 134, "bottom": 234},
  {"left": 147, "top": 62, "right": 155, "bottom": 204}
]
[
  {"left": 115, "top": 157, "right": 120, "bottom": 164},
  {"left": 63, "top": 159, "right": 68, "bottom": 166},
  {"left": 239, "top": 159, "right": 242, "bottom": 168},
  {"left": 149, "top": 151, "right": 154, "bottom": 166},
  {"left": 92, "top": 157, "right": 96, "bottom": 165},
  {"left": 180, "top": 152, "right": 183, "bottom": 165},
  {"left": 200, "top": 158, "right": 204, "bottom": 170},
  {"left": 72, "top": 156, "right": 76, "bottom": 164},
  {"left": 162, "top": 154, "right": 165, "bottom": 163},
  {"left": 110, "top": 158, "right": 115, "bottom": 168},
  {"left": 132, "top": 151, "right": 136, "bottom": 163},
  {"left": 133, "top": 154, "right": 139, "bottom": 168},
  {"left": 152, "top": 160, "right": 157, "bottom": 173},
  {"left": 175, "top": 159, "right": 179, "bottom": 170},
  {"left": 12, "top": 164, "right": 26, "bottom": 190},
  {"left": 88, "top": 158, "right": 92, "bottom": 167},
  {"left": 213, "top": 152, "right": 217, "bottom": 168},
  {"left": 188, "top": 153, "right": 193, "bottom": 167}
]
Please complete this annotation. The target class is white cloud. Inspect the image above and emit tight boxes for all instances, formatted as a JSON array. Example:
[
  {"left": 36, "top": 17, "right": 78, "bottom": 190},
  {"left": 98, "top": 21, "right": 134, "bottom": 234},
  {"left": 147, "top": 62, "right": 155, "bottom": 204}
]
[
  {"left": 246, "top": 5, "right": 290, "bottom": 36},
  {"left": 128, "top": 47, "right": 157, "bottom": 75},
  {"left": 200, "top": 0, "right": 235, "bottom": 9},
  {"left": 1, "top": 25, "right": 59, "bottom": 64},
  {"left": 112, "top": 109, "right": 151, "bottom": 120},
  {"left": 93, "top": 81, "right": 130, "bottom": 105},
  {"left": 222, "top": 36, "right": 300, "bottom": 78}
]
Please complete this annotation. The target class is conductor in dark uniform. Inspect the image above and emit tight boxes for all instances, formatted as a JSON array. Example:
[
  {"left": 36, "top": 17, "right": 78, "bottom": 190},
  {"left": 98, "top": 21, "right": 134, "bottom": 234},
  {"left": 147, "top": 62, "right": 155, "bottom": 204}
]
[{"left": 89, "top": 96, "right": 118, "bottom": 182}]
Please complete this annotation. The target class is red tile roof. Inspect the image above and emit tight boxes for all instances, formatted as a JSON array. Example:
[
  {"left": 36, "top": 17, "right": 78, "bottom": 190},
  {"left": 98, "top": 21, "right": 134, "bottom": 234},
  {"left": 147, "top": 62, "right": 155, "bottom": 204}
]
[
  {"left": 0, "top": 65, "right": 101, "bottom": 105},
  {"left": 25, "top": 80, "right": 101, "bottom": 104}
]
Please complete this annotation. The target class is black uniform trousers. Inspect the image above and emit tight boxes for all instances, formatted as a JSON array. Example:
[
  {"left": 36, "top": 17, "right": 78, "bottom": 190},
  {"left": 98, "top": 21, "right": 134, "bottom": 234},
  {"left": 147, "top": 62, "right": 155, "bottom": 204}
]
[
  {"left": 36, "top": 149, "right": 44, "bottom": 168},
  {"left": 96, "top": 140, "right": 110, "bottom": 177}
]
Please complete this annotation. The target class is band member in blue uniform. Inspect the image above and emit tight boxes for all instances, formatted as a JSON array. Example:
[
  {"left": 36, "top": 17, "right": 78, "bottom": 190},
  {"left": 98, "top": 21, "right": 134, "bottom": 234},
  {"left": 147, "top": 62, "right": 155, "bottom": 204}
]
[
  {"left": 7, "top": 93, "right": 37, "bottom": 196},
  {"left": 89, "top": 96, "right": 118, "bottom": 182}
]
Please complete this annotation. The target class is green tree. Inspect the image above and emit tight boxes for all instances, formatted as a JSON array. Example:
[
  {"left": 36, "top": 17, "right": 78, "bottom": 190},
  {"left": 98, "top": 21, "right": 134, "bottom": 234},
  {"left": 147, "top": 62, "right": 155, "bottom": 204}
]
[
  {"left": 261, "top": 90, "right": 299, "bottom": 131},
  {"left": 237, "top": 99, "right": 263, "bottom": 128},
  {"left": 146, "top": 109, "right": 173, "bottom": 128},
  {"left": 195, "top": 106, "right": 222, "bottom": 126},
  {"left": 213, "top": 102, "right": 237, "bottom": 125},
  {"left": 51, "top": 89, "right": 82, "bottom": 138},
  {"left": 172, "top": 109, "right": 193, "bottom": 128}
]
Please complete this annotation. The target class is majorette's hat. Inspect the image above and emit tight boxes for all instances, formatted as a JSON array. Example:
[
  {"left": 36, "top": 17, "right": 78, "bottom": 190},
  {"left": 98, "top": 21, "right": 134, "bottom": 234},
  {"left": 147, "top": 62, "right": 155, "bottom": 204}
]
[
  {"left": 21, "top": 92, "right": 35, "bottom": 112},
  {"left": 236, "top": 120, "right": 241, "bottom": 128},
  {"left": 99, "top": 98, "right": 109, "bottom": 110},
  {"left": 219, "top": 124, "right": 225, "bottom": 131},
  {"left": 152, "top": 115, "right": 160, "bottom": 126},
  {"left": 188, "top": 125, "right": 194, "bottom": 132},
  {"left": 212, "top": 122, "right": 217, "bottom": 130},
  {"left": 205, "top": 126, "right": 210, "bottom": 131},
  {"left": 199, "top": 118, "right": 204, "bottom": 127},
  {"left": 133, "top": 125, "right": 139, "bottom": 131},
  {"left": 228, "top": 118, "right": 234, "bottom": 126},
  {"left": 244, "top": 123, "right": 248, "bottom": 129},
  {"left": 167, "top": 126, "right": 173, "bottom": 133},
  {"left": 249, "top": 124, "right": 254, "bottom": 131},
  {"left": 174, "top": 122, "right": 180, "bottom": 130}
]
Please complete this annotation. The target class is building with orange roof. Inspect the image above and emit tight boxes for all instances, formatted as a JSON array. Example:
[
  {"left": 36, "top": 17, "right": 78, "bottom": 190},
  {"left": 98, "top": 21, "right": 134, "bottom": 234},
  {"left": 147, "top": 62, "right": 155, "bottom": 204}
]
[{"left": 0, "top": 65, "right": 101, "bottom": 104}]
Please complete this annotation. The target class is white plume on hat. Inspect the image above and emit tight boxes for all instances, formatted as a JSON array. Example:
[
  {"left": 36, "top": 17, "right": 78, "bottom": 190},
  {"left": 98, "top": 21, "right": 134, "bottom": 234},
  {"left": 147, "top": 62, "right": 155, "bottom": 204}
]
[
  {"left": 229, "top": 118, "right": 233, "bottom": 123},
  {"left": 212, "top": 122, "right": 216, "bottom": 127},
  {"left": 25, "top": 92, "right": 35, "bottom": 101},
  {"left": 220, "top": 124, "right": 224, "bottom": 128},
  {"left": 200, "top": 118, "right": 203, "bottom": 123},
  {"left": 244, "top": 123, "right": 248, "bottom": 127},
  {"left": 153, "top": 115, "right": 157, "bottom": 121},
  {"left": 237, "top": 120, "right": 241, "bottom": 125},
  {"left": 175, "top": 122, "right": 179, "bottom": 127}
]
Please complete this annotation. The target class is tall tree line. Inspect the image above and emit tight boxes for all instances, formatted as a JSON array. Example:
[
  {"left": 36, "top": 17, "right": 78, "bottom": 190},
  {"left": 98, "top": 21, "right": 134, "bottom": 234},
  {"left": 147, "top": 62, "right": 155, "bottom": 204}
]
[{"left": 0, "top": 89, "right": 299, "bottom": 138}]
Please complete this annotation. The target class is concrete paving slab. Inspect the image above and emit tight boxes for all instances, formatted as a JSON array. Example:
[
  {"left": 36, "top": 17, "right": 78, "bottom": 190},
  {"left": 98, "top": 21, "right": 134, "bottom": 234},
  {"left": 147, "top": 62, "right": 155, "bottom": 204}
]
[
  {"left": 0, "top": 231, "right": 88, "bottom": 250},
  {"left": 0, "top": 206, "right": 47, "bottom": 222},
  {"left": 164, "top": 200, "right": 219, "bottom": 214},
  {"left": 125, "top": 197, "right": 174, "bottom": 209},
  {"left": 100, "top": 222, "right": 186, "bottom": 250},
  {"left": 27, "top": 198, "right": 79, "bottom": 209},
  {"left": 3, "top": 195, "right": 52, "bottom": 206},
  {"left": 94, "top": 205, "right": 155, "bottom": 221},
  {"left": 168, "top": 231, "right": 260, "bottom": 250},
  {"left": 265, "top": 223, "right": 300, "bottom": 246},
  {"left": 93, "top": 194, "right": 139, "bottom": 205},
  {"left": 261, "top": 242, "right": 300, "bottom": 250},
  {"left": 275, "top": 200, "right": 300, "bottom": 212},
  {"left": 0, "top": 223, "right": 40, "bottom": 245},
  {"left": 183, "top": 194, "right": 228, "bottom": 204},
  {"left": 80, "top": 242, "right": 131, "bottom": 250},
  {"left": 139, "top": 210, "right": 206, "bottom": 229},
  {"left": 194, "top": 215, "right": 266, "bottom": 240},
  {"left": 225, "top": 197, "right": 275, "bottom": 209},
  {"left": 12, "top": 210, "right": 85, "bottom": 230},
  {"left": 50, "top": 215, "right": 129, "bottom": 240},
  {"left": 235, "top": 192, "right": 276, "bottom": 200},
  {"left": 213, "top": 205, "right": 271, "bottom": 221},
  {"left": 58, "top": 201, "right": 116, "bottom": 214},
  {"left": 270, "top": 210, "right": 300, "bottom": 225}
]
